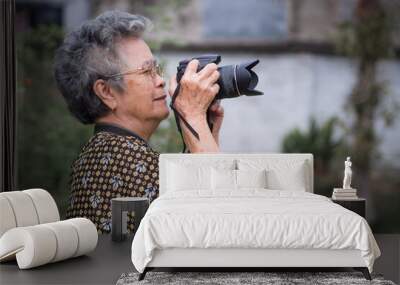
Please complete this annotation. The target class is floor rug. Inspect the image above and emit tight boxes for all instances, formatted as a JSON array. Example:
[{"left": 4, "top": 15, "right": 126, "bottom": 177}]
[{"left": 116, "top": 271, "right": 396, "bottom": 285}]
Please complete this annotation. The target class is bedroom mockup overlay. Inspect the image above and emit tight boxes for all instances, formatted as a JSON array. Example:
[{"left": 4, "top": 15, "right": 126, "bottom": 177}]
[{"left": 130, "top": 153, "right": 380, "bottom": 281}]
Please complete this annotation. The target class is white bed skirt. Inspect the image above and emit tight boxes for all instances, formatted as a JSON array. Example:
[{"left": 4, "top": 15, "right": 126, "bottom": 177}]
[{"left": 148, "top": 248, "right": 366, "bottom": 268}]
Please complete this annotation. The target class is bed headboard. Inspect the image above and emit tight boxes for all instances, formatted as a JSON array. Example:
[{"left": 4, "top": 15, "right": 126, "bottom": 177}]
[{"left": 159, "top": 153, "right": 314, "bottom": 195}]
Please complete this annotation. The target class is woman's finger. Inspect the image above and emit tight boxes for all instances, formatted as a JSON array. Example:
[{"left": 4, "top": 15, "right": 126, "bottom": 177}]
[
  {"left": 209, "top": 103, "right": 218, "bottom": 112},
  {"left": 198, "top": 63, "right": 218, "bottom": 80},
  {"left": 210, "top": 83, "right": 220, "bottom": 95},
  {"left": 205, "top": 70, "right": 220, "bottom": 86},
  {"left": 209, "top": 99, "right": 221, "bottom": 111},
  {"left": 217, "top": 105, "right": 224, "bottom": 115},
  {"left": 183, "top": 59, "right": 199, "bottom": 77},
  {"left": 168, "top": 75, "right": 178, "bottom": 97}
]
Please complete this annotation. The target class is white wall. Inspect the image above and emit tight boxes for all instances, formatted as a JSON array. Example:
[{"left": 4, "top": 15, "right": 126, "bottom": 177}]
[{"left": 160, "top": 52, "right": 400, "bottom": 166}]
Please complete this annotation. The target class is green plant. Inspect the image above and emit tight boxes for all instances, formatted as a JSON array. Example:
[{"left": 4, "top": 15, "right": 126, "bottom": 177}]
[
  {"left": 149, "top": 115, "right": 183, "bottom": 153},
  {"left": 16, "top": 25, "right": 92, "bottom": 217},
  {"left": 16, "top": 2, "right": 191, "bottom": 217},
  {"left": 282, "top": 117, "right": 343, "bottom": 175},
  {"left": 333, "top": 0, "right": 400, "bottom": 233},
  {"left": 281, "top": 117, "right": 346, "bottom": 197},
  {"left": 335, "top": 0, "right": 397, "bottom": 199}
]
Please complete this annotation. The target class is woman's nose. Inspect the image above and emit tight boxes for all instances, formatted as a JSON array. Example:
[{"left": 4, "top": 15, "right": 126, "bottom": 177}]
[{"left": 155, "top": 74, "right": 165, "bottom": 88}]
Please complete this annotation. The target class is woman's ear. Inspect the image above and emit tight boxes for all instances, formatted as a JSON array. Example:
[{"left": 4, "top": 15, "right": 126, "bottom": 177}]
[{"left": 93, "top": 79, "right": 118, "bottom": 111}]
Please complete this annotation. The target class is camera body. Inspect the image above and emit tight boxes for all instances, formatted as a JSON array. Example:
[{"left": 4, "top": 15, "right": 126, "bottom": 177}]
[
  {"left": 176, "top": 55, "right": 220, "bottom": 80},
  {"left": 176, "top": 54, "right": 263, "bottom": 100}
]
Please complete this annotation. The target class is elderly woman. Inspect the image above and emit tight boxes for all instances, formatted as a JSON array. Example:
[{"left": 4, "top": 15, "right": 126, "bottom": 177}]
[{"left": 54, "top": 11, "right": 224, "bottom": 233}]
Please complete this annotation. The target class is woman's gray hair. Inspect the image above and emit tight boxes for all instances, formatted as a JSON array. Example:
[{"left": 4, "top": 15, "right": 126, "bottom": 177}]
[{"left": 54, "top": 10, "right": 151, "bottom": 124}]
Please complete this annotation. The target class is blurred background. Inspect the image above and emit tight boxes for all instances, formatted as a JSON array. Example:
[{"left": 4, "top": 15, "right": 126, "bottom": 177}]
[{"left": 15, "top": 0, "right": 400, "bottom": 233}]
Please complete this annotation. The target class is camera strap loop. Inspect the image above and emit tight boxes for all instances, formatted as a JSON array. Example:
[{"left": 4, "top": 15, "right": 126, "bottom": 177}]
[{"left": 170, "top": 84, "right": 200, "bottom": 153}]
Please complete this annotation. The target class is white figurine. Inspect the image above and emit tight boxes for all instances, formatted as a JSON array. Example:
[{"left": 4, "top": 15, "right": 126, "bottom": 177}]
[{"left": 343, "top": 157, "right": 352, "bottom": 189}]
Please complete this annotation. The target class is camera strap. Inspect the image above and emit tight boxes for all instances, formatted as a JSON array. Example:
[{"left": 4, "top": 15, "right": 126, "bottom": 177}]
[{"left": 170, "top": 84, "right": 200, "bottom": 153}]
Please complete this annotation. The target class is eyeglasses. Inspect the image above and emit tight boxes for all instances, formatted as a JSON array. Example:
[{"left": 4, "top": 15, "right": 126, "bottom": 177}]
[{"left": 104, "top": 61, "right": 163, "bottom": 80}]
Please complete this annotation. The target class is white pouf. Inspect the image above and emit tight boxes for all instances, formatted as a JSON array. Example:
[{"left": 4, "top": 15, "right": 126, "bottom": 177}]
[
  {"left": 0, "top": 225, "right": 57, "bottom": 268},
  {"left": 0, "top": 196, "right": 17, "bottom": 237},
  {"left": 0, "top": 218, "right": 98, "bottom": 269},
  {"left": 23, "top": 188, "right": 60, "bottom": 223},
  {"left": 0, "top": 189, "right": 60, "bottom": 237},
  {"left": 67, "top": 218, "right": 98, "bottom": 257},
  {"left": 1, "top": 191, "right": 40, "bottom": 228},
  {"left": 42, "top": 221, "right": 79, "bottom": 262},
  {"left": 0, "top": 189, "right": 98, "bottom": 269}
]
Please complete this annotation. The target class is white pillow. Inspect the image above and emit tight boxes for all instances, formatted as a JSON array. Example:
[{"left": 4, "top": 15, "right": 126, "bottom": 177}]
[
  {"left": 237, "top": 159, "right": 308, "bottom": 191},
  {"left": 267, "top": 168, "right": 306, "bottom": 191},
  {"left": 211, "top": 168, "right": 236, "bottom": 190},
  {"left": 167, "top": 162, "right": 211, "bottom": 191},
  {"left": 236, "top": 169, "right": 267, "bottom": 189}
]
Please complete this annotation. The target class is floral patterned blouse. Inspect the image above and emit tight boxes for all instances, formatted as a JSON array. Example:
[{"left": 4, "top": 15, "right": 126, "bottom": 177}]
[{"left": 66, "top": 123, "right": 159, "bottom": 234}]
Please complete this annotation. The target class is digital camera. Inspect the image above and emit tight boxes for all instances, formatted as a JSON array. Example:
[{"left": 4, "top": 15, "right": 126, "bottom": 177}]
[{"left": 176, "top": 54, "right": 263, "bottom": 99}]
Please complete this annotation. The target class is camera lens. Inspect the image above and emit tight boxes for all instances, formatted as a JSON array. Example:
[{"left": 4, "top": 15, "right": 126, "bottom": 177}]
[
  {"left": 235, "top": 60, "right": 263, "bottom": 96},
  {"left": 216, "top": 60, "right": 263, "bottom": 99}
]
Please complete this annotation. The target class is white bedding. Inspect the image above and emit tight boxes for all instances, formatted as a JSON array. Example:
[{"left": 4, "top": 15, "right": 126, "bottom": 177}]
[{"left": 131, "top": 190, "right": 380, "bottom": 273}]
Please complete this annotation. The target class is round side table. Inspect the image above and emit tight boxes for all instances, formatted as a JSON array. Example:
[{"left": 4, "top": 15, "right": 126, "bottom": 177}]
[{"left": 111, "top": 197, "right": 149, "bottom": 242}]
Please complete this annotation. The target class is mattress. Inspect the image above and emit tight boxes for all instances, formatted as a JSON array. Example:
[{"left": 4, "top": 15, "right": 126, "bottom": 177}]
[{"left": 131, "top": 189, "right": 380, "bottom": 273}]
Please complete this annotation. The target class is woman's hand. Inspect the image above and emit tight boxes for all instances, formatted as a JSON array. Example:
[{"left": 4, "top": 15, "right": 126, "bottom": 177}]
[
  {"left": 168, "top": 59, "right": 220, "bottom": 124},
  {"left": 208, "top": 100, "right": 224, "bottom": 145},
  {"left": 168, "top": 59, "right": 221, "bottom": 153}
]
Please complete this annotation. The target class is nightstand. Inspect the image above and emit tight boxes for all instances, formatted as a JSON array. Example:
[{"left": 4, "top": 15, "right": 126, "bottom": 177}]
[
  {"left": 111, "top": 197, "right": 149, "bottom": 242},
  {"left": 331, "top": 198, "right": 366, "bottom": 218}
]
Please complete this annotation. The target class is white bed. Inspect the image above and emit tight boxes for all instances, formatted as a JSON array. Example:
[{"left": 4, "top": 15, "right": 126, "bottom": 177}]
[{"left": 131, "top": 153, "right": 380, "bottom": 280}]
